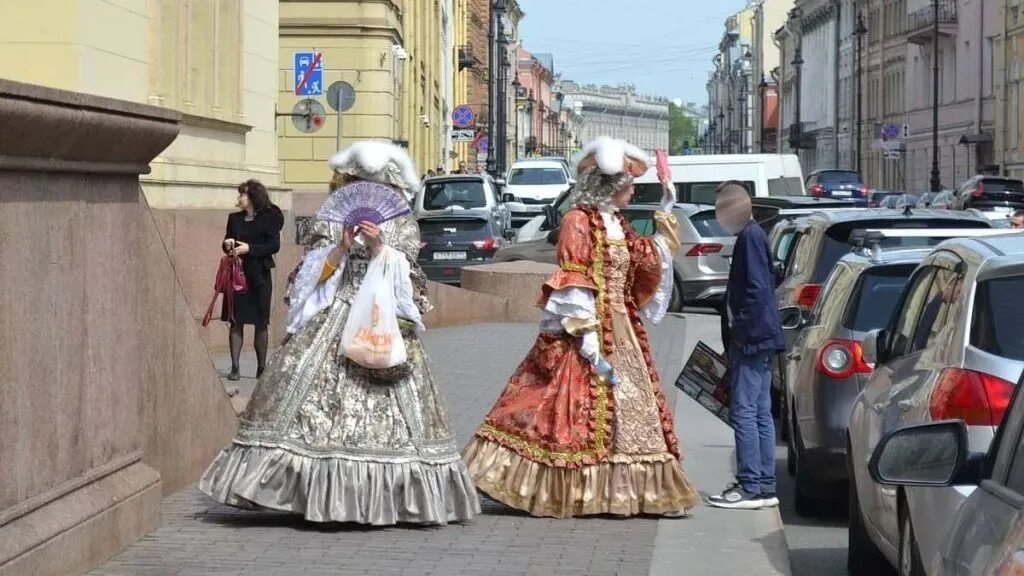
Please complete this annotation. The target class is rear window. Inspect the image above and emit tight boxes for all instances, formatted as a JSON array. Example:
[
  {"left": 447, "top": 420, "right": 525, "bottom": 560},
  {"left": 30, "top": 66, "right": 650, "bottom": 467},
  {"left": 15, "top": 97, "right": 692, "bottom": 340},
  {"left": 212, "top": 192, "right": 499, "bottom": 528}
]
[
  {"left": 971, "top": 275, "right": 1024, "bottom": 361},
  {"left": 768, "top": 177, "right": 804, "bottom": 196},
  {"left": 633, "top": 183, "right": 672, "bottom": 204},
  {"left": 508, "top": 167, "right": 566, "bottom": 186},
  {"left": 813, "top": 220, "right": 990, "bottom": 283},
  {"left": 423, "top": 180, "right": 487, "bottom": 210},
  {"left": 982, "top": 178, "right": 1024, "bottom": 194},
  {"left": 689, "top": 211, "right": 730, "bottom": 237},
  {"left": 843, "top": 265, "right": 917, "bottom": 332},
  {"left": 817, "top": 171, "right": 862, "bottom": 184},
  {"left": 419, "top": 218, "right": 491, "bottom": 240}
]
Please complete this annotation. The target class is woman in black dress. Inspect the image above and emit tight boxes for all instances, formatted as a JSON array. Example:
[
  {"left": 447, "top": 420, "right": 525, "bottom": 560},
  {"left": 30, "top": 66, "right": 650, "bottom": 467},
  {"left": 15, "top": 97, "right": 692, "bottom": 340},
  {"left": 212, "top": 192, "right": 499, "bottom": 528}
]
[{"left": 222, "top": 179, "right": 284, "bottom": 380}]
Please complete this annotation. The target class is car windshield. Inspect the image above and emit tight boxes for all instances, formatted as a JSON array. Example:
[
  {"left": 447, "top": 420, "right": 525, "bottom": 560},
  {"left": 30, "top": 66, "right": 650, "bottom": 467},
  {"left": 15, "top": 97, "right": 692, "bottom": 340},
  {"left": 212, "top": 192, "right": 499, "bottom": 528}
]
[
  {"left": 768, "top": 177, "right": 804, "bottom": 196},
  {"left": 508, "top": 167, "right": 566, "bottom": 186},
  {"left": 423, "top": 180, "right": 487, "bottom": 210},
  {"left": 843, "top": 265, "right": 916, "bottom": 332},
  {"left": 419, "top": 218, "right": 491, "bottom": 240},
  {"left": 814, "top": 220, "right": 990, "bottom": 283},
  {"left": 817, "top": 171, "right": 862, "bottom": 184},
  {"left": 690, "top": 210, "right": 730, "bottom": 237},
  {"left": 972, "top": 275, "right": 1024, "bottom": 361}
]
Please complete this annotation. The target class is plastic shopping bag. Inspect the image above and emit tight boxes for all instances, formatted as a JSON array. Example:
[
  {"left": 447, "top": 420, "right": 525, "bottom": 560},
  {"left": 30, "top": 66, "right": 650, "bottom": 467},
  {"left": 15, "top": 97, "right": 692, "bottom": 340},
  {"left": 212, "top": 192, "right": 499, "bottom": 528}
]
[{"left": 340, "top": 247, "right": 408, "bottom": 369}]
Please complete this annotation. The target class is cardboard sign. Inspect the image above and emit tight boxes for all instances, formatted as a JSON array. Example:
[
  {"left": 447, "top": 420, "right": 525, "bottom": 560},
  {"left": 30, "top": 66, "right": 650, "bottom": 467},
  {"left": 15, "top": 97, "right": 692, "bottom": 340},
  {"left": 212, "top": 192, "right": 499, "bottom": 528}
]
[{"left": 673, "top": 341, "right": 731, "bottom": 426}]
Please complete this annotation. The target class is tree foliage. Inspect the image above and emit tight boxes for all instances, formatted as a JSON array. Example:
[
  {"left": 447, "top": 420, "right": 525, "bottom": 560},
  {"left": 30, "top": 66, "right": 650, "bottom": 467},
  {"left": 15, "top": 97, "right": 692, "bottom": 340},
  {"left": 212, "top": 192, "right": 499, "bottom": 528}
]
[{"left": 668, "top": 103, "right": 698, "bottom": 155}]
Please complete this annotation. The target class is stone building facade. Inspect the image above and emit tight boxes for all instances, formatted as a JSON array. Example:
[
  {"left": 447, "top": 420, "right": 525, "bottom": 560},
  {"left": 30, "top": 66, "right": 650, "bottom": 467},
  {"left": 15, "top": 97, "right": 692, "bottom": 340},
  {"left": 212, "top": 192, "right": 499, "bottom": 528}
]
[{"left": 561, "top": 82, "right": 669, "bottom": 153}]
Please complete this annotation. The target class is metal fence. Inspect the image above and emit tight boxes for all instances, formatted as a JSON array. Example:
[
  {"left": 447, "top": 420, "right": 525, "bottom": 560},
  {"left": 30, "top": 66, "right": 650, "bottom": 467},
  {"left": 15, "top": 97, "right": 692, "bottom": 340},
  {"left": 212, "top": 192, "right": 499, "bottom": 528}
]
[{"left": 908, "top": 0, "right": 957, "bottom": 33}]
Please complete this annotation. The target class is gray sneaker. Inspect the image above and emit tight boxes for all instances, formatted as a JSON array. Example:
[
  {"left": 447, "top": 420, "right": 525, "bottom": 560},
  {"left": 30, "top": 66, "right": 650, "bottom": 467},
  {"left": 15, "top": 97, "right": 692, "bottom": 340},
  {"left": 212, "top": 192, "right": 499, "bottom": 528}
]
[
  {"left": 760, "top": 493, "right": 780, "bottom": 508},
  {"left": 707, "top": 483, "right": 764, "bottom": 510}
]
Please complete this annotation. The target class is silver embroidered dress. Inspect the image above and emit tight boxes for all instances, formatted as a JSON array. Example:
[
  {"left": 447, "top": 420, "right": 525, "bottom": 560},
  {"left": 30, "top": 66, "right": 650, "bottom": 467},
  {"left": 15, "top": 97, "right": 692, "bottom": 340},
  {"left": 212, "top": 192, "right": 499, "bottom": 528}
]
[{"left": 199, "top": 207, "right": 480, "bottom": 525}]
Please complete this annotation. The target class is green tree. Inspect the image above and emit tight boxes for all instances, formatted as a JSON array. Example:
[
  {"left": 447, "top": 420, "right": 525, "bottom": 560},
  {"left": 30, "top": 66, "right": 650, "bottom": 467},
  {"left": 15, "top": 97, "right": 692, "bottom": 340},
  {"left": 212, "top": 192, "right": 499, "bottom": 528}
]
[{"left": 668, "top": 103, "right": 698, "bottom": 155}]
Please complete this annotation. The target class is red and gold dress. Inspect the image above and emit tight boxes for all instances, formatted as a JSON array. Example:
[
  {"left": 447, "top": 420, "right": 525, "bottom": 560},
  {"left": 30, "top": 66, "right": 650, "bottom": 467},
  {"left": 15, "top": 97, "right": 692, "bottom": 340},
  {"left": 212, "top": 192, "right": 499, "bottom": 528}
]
[{"left": 463, "top": 205, "right": 701, "bottom": 517}]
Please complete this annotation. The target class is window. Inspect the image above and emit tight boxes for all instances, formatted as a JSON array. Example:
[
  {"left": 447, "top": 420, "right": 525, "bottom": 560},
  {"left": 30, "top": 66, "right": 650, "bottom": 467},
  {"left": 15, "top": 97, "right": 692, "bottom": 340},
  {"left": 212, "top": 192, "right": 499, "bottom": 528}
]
[
  {"left": 419, "top": 218, "right": 492, "bottom": 240},
  {"left": 622, "top": 213, "right": 656, "bottom": 236},
  {"left": 689, "top": 210, "right": 730, "bottom": 237},
  {"left": 679, "top": 180, "right": 756, "bottom": 205},
  {"left": 971, "top": 274, "right": 1024, "bottom": 362},
  {"left": 908, "top": 267, "right": 962, "bottom": 355},
  {"left": 843, "top": 264, "right": 917, "bottom": 332},
  {"left": 768, "top": 177, "right": 805, "bottom": 196},
  {"left": 888, "top": 267, "right": 937, "bottom": 359},
  {"left": 774, "top": 230, "right": 797, "bottom": 264},
  {"left": 812, "top": 265, "right": 853, "bottom": 326},
  {"left": 422, "top": 180, "right": 488, "bottom": 210}
]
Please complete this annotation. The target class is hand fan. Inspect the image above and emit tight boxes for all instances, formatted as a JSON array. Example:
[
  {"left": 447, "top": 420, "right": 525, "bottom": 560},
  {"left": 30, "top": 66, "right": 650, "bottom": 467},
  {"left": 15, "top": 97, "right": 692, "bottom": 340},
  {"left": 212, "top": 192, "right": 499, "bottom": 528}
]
[
  {"left": 317, "top": 180, "right": 411, "bottom": 226},
  {"left": 655, "top": 149, "right": 671, "bottom": 185}
]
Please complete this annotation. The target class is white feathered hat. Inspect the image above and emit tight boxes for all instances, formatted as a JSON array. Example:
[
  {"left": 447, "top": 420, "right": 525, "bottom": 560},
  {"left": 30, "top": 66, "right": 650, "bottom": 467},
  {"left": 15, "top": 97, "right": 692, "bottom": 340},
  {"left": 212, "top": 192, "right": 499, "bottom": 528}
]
[
  {"left": 573, "top": 136, "right": 651, "bottom": 179},
  {"left": 328, "top": 140, "right": 421, "bottom": 197}
]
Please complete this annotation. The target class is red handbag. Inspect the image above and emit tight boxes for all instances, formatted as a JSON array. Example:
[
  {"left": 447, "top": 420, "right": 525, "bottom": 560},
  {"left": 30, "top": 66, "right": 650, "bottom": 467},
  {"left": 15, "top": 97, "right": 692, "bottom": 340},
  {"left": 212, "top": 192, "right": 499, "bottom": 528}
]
[{"left": 202, "top": 256, "right": 248, "bottom": 326}]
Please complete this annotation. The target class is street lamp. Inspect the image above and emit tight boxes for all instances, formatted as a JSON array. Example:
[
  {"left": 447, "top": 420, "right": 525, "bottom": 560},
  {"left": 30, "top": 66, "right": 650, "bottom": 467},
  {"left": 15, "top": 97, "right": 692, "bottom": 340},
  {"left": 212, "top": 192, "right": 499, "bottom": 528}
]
[
  {"left": 789, "top": 8, "right": 804, "bottom": 152},
  {"left": 855, "top": 12, "right": 867, "bottom": 175},
  {"left": 727, "top": 105, "right": 735, "bottom": 154},
  {"left": 717, "top": 111, "right": 725, "bottom": 154},
  {"left": 930, "top": 0, "right": 941, "bottom": 192},
  {"left": 759, "top": 76, "right": 768, "bottom": 153}
]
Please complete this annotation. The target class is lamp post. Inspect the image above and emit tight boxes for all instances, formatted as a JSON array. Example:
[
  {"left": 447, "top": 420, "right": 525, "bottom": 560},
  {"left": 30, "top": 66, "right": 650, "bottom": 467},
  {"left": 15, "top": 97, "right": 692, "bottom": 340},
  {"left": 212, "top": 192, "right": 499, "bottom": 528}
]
[
  {"left": 759, "top": 76, "right": 768, "bottom": 153},
  {"left": 788, "top": 8, "right": 804, "bottom": 153},
  {"left": 855, "top": 12, "right": 867, "bottom": 175},
  {"left": 929, "top": 0, "right": 941, "bottom": 192},
  {"left": 727, "top": 104, "right": 735, "bottom": 154},
  {"left": 717, "top": 111, "right": 725, "bottom": 154}
]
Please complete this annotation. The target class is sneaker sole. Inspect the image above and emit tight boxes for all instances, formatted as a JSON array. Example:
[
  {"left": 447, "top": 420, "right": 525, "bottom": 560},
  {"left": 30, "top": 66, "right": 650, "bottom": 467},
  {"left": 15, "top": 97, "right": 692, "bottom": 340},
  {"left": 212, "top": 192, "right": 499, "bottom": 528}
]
[
  {"left": 761, "top": 498, "right": 780, "bottom": 508},
  {"left": 707, "top": 499, "right": 765, "bottom": 510}
]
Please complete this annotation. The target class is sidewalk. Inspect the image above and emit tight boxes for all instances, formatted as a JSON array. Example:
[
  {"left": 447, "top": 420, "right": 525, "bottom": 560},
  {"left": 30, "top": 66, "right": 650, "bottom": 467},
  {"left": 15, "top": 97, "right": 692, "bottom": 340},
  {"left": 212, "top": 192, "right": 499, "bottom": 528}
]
[{"left": 91, "top": 316, "right": 790, "bottom": 576}]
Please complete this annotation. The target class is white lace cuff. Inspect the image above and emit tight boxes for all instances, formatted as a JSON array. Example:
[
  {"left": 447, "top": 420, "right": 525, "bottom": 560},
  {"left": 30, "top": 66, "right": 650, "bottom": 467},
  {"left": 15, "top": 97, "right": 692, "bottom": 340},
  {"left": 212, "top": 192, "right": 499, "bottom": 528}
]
[
  {"left": 287, "top": 245, "right": 344, "bottom": 334},
  {"left": 539, "top": 287, "right": 596, "bottom": 333},
  {"left": 641, "top": 234, "right": 675, "bottom": 325}
]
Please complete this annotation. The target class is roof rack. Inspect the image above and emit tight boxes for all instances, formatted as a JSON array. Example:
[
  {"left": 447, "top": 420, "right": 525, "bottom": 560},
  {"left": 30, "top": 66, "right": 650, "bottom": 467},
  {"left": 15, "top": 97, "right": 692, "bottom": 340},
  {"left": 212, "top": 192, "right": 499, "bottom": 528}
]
[{"left": 849, "top": 228, "right": 1021, "bottom": 260}]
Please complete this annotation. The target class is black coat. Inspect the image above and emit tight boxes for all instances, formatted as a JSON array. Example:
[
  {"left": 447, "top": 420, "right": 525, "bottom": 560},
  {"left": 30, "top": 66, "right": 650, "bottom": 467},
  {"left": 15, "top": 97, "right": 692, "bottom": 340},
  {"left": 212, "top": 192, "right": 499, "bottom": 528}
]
[{"left": 221, "top": 207, "right": 284, "bottom": 326}]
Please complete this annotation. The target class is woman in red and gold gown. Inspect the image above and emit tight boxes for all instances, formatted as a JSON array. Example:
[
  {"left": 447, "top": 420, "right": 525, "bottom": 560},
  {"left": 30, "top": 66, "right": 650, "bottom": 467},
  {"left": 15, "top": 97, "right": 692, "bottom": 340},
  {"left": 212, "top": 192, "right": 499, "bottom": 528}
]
[{"left": 463, "top": 137, "right": 701, "bottom": 518}]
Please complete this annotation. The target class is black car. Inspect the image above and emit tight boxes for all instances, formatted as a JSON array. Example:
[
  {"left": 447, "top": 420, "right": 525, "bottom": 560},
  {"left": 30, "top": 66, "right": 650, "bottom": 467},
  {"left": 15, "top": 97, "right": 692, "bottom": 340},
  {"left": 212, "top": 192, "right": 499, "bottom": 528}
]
[
  {"left": 952, "top": 175, "right": 1024, "bottom": 210},
  {"left": 417, "top": 214, "right": 504, "bottom": 285},
  {"left": 805, "top": 170, "right": 868, "bottom": 205}
]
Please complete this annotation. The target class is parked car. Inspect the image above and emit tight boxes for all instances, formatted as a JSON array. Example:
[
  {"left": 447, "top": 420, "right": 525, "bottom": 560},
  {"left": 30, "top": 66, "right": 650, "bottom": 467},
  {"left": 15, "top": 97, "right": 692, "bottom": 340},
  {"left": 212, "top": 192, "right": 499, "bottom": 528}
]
[
  {"left": 503, "top": 160, "right": 575, "bottom": 227},
  {"left": 515, "top": 156, "right": 573, "bottom": 179},
  {"left": 494, "top": 203, "right": 733, "bottom": 310},
  {"left": 867, "top": 371, "right": 1024, "bottom": 576},
  {"left": 848, "top": 232, "right": 1024, "bottom": 575},
  {"left": 771, "top": 209, "right": 993, "bottom": 412},
  {"left": 952, "top": 175, "right": 1024, "bottom": 211},
  {"left": 967, "top": 206, "right": 1018, "bottom": 229},
  {"left": 869, "top": 190, "right": 902, "bottom": 208},
  {"left": 779, "top": 242, "right": 933, "bottom": 516},
  {"left": 415, "top": 175, "right": 512, "bottom": 234},
  {"left": 805, "top": 169, "right": 869, "bottom": 205},
  {"left": 752, "top": 196, "right": 861, "bottom": 234},
  {"left": 929, "top": 190, "right": 958, "bottom": 209},
  {"left": 416, "top": 214, "right": 505, "bottom": 285}
]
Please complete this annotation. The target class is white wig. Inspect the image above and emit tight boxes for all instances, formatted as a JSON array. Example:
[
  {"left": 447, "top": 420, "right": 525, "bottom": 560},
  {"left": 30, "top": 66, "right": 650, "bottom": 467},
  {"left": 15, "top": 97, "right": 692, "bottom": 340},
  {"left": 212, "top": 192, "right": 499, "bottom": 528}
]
[{"left": 328, "top": 140, "right": 421, "bottom": 198}]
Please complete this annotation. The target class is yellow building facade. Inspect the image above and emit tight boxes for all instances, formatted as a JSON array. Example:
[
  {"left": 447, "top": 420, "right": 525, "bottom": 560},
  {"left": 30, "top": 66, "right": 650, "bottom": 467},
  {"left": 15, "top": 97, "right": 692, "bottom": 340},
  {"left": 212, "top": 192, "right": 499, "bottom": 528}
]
[
  {"left": 0, "top": 0, "right": 284, "bottom": 210},
  {"left": 278, "top": 0, "right": 449, "bottom": 193}
]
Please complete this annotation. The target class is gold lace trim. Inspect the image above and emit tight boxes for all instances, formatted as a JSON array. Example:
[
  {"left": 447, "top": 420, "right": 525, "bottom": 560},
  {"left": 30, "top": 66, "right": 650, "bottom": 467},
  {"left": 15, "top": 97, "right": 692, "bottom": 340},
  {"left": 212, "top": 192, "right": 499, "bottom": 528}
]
[
  {"left": 606, "top": 238, "right": 628, "bottom": 246},
  {"left": 561, "top": 262, "right": 588, "bottom": 274}
]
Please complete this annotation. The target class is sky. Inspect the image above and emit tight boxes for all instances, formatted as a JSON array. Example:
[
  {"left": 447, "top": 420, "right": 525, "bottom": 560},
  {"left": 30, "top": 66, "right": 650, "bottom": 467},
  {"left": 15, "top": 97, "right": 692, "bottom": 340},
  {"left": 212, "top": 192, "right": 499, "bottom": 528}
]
[{"left": 515, "top": 0, "right": 751, "bottom": 107}]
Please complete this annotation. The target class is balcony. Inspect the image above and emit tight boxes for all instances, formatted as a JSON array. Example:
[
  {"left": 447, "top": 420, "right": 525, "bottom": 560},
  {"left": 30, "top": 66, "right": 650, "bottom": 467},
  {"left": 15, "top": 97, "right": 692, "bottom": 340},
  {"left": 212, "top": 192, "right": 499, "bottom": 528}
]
[
  {"left": 906, "top": 0, "right": 957, "bottom": 45},
  {"left": 458, "top": 45, "right": 476, "bottom": 71}
]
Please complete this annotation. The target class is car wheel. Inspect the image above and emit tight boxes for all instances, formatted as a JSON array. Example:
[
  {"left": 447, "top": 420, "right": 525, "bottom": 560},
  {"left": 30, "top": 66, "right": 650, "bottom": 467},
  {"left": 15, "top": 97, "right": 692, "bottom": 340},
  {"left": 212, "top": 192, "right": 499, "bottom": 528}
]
[
  {"left": 899, "top": 499, "right": 926, "bottom": 576},
  {"left": 779, "top": 393, "right": 790, "bottom": 443},
  {"left": 848, "top": 439, "right": 894, "bottom": 576},
  {"left": 786, "top": 404, "right": 796, "bottom": 477},
  {"left": 794, "top": 441, "right": 817, "bottom": 517}
]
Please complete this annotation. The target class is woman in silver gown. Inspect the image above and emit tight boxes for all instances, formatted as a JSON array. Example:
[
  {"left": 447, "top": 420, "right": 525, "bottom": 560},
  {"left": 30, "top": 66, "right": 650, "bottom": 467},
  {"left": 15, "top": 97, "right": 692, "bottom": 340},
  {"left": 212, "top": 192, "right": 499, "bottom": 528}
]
[{"left": 200, "top": 141, "right": 480, "bottom": 525}]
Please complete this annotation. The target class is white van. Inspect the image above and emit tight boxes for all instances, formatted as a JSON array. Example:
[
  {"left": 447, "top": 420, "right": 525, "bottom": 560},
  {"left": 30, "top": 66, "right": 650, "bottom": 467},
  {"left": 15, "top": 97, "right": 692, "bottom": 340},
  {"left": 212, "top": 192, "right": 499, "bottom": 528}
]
[{"left": 632, "top": 154, "right": 805, "bottom": 205}]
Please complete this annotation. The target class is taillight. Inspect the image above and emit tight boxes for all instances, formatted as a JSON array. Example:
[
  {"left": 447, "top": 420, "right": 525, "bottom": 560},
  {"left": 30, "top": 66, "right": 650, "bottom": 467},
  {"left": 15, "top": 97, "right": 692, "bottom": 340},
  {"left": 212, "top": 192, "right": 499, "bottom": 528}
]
[
  {"left": 796, "top": 284, "right": 821, "bottom": 308},
  {"left": 929, "top": 368, "right": 1014, "bottom": 426},
  {"left": 816, "top": 339, "right": 873, "bottom": 379},
  {"left": 686, "top": 243, "right": 723, "bottom": 257},
  {"left": 473, "top": 238, "right": 497, "bottom": 250},
  {"left": 860, "top": 185, "right": 870, "bottom": 198},
  {"left": 810, "top": 184, "right": 824, "bottom": 197},
  {"left": 972, "top": 182, "right": 985, "bottom": 199}
]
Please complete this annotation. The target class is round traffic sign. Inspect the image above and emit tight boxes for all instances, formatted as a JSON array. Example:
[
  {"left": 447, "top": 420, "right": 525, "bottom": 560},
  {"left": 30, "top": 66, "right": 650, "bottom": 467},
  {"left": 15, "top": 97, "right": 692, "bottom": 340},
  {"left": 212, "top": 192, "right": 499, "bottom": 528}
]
[
  {"left": 327, "top": 81, "right": 356, "bottom": 112},
  {"left": 452, "top": 105, "right": 475, "bottom": 128},
  {"left": 292, "top": 99, "right": 326, "bottom": 133}
]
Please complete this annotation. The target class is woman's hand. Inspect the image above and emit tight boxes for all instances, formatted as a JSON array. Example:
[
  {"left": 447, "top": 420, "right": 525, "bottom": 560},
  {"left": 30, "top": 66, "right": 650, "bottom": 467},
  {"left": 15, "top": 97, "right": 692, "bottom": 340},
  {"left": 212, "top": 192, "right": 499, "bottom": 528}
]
[
  {"left": 231, "top": 242, "right": 250, "bottom": 256},
  {"left": 223, "top": 238, "right": 236, "bottom": 252},
  {"left": 359, "top": 221, "right": 384, "bottom": 255}
]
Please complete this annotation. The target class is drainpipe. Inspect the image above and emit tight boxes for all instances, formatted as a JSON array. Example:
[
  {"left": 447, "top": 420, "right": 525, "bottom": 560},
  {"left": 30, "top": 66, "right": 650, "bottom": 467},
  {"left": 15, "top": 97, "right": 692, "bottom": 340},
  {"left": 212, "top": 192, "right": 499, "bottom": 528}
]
[
  {"left": 774, "top": 27, "right": 787, "bottom": 154},
  {"left": 834, "top": 0, "right": 842, "bottom": 168},
  {"left": 1003, "top": 0, "right": 1011, "bottom": 173}
]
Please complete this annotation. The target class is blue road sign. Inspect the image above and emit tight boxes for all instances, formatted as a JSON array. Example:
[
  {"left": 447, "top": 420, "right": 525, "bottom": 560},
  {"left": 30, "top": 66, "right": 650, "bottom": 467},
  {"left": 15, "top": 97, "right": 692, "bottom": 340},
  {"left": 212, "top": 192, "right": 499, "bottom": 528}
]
[
  {"left": 452, "top": 105, "right": 475, "bottom": 128},
  {"left": 294, "top": 51, "right": 324, "bottom": 96}
]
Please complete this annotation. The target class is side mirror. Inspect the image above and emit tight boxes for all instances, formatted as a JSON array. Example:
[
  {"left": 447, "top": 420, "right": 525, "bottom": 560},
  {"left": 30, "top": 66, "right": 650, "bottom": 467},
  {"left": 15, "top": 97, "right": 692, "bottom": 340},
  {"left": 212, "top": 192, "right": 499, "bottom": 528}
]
[
  {"left": 546, "top": 228, "right": 560, "bottom": 245},
  {"left": 501, "top": 192, "right": 516, "bottom": 203},
  {"left": 503, "top": 228, "right": 516, "bottom": 241},
  {"left": 869, "top": 421, "right": 977, "bottom": 487},
  {"left": 568, "top": 178, "right": 577, "bottom": 187},
  {"left": 779, "top": 306, "right": 804, "bottom": 331},
  {"left": 862, "top": 329, "right": 883, "bottom": 365}
]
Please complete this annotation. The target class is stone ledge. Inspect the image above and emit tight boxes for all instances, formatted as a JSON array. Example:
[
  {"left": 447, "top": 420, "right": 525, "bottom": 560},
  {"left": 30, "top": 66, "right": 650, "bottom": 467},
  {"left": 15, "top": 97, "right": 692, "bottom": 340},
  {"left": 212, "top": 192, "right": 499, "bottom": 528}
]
[
  {"left": 460, "top": 261, "right": 557, "bottom": 323},
  {"left": 0, "top": 462, "right": 161, "bottom": 576}
]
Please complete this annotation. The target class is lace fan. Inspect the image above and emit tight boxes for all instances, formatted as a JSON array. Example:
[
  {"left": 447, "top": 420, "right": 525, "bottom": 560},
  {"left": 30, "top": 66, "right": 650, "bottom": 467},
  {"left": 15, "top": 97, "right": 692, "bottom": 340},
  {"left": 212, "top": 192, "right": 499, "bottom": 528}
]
[{"left": 317, "top": 180, "right": 411, "bottom": 226}]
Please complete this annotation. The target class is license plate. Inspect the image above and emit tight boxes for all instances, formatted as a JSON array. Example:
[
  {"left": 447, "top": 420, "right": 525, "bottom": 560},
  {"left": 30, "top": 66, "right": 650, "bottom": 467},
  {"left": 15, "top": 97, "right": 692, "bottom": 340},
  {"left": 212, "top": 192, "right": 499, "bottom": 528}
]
[
  {"left": 832, "top": 190, "right": 852, "bottom": 197},
  {"left": 433, "top": 251, "right": 466, "bottom": 261}
]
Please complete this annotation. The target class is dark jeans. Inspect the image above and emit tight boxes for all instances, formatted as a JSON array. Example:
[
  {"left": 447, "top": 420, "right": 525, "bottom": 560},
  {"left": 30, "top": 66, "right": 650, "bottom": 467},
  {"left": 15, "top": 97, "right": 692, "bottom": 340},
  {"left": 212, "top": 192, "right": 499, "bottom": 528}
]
[{"left": 729, "top": 344, "right": 776, "bottom": 496}]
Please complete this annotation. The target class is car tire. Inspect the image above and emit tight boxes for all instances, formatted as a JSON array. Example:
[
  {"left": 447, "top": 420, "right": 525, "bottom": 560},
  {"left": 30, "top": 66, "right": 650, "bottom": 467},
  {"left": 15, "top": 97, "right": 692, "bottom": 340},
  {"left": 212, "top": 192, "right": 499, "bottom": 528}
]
[
  {"left": 786, "top": 404, "right": 796, "bottom": 477},
  {"left": 779, "top": 393, "right": 790, "bottom": 443},
  {"left": 848, "top": 440, "right": 894, "bottom": 576},
  {"left": 899, "top": 499, "right": 926, "bottom": 576}
]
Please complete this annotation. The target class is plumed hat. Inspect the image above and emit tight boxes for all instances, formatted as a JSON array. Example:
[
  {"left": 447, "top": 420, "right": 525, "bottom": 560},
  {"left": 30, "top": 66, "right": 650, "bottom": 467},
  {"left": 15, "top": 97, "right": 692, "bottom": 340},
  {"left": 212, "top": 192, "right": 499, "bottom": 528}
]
[
  {"left": 328, "top": 141, "right": 421, "bottom": 197},
  {"left": 573, "top": 136, "right": 651, "bottom": 179}
]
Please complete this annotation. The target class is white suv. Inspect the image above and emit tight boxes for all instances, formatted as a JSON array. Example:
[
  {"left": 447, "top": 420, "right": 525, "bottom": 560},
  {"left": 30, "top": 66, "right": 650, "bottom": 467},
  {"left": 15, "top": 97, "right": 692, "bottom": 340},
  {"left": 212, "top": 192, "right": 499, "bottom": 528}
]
[{"left": 503, "top": 159, "right": 574, "bottom": 227}]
